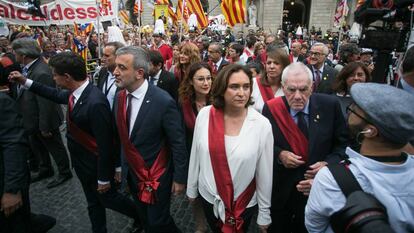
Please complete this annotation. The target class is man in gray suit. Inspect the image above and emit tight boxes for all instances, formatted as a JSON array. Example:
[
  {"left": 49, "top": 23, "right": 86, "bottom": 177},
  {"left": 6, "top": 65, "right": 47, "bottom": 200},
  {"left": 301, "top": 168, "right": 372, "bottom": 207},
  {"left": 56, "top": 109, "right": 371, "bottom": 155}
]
[
  {"left": 11, "top": 38, "right": 72, "bottom": 189},
  {"left": 307, "top": 42, "right": 338, "bottom": 94}
]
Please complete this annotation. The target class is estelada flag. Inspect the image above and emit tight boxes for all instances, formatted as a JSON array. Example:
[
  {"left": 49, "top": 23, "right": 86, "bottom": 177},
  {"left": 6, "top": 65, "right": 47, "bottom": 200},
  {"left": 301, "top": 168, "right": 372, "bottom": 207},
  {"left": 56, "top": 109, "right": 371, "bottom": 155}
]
[{"left": 220, "top": 0, "right": 246, "bottom": 27}]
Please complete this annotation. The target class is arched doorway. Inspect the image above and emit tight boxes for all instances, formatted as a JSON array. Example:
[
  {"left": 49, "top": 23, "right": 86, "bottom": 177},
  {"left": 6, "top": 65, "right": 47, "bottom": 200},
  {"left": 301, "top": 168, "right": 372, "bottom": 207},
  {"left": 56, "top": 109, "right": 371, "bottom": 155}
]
[{"left": 282, "top": 0, "right": 311, "bottom": 32}]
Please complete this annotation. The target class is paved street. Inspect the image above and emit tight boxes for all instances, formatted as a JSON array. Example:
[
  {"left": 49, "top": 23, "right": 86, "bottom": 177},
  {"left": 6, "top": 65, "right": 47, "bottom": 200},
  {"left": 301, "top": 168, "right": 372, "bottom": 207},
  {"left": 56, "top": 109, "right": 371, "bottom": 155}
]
[{"left": 29, "top": 126, "right": 260, "bottom": 233}]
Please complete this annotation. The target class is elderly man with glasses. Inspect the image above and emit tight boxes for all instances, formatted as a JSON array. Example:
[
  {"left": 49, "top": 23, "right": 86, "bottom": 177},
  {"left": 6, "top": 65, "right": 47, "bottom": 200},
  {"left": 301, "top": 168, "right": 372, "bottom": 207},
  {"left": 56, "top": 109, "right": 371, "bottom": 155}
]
[{"left": 307, "top": 42, "right": 338, "bottom": 94}]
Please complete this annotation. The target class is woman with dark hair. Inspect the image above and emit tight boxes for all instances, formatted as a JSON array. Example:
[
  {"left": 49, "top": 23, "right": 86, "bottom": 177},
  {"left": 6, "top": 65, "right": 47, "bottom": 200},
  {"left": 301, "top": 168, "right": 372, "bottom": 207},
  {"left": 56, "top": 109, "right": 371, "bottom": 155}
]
[
  {"left": 174, "top": 42, "right": 201, "bottom": 82},
  {"left": 178, "top": 62, "right": 212, "bottom": 233},
  {"left": 166, "top": 44, "right": 180, "bottom": 72},
  {"left": 332, "top": 61, "right": 371, "bottom": 117},
  {"left": 251, "top": 48, "right": 290, "bottom": 113},
  {"left": 187, "top": 64, "right": 273, "bottom": 233}
]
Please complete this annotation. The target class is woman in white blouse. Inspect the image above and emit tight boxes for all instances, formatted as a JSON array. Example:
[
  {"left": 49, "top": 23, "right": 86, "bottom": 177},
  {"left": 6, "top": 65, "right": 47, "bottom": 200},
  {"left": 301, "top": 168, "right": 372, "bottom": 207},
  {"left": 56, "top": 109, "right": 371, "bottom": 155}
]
[
  {"left": 251, "top": 48, "right": 290, "bottom": 113},
  {"left": 187, "top": 64, "right": 274, "bottom": 233}
]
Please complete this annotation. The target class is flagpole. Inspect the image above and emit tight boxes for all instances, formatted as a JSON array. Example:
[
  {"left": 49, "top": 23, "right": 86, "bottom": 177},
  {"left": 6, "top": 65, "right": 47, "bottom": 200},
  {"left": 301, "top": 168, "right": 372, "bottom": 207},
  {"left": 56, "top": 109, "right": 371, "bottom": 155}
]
[
  {"left": 179, "top": 0, "right": 186, "bottom": 43},
  {"left": 138, "top": 1, "right": 142, "bottom": 47},
  {"left": 97, "top": 0, "right": 102, "bottom": 59}
]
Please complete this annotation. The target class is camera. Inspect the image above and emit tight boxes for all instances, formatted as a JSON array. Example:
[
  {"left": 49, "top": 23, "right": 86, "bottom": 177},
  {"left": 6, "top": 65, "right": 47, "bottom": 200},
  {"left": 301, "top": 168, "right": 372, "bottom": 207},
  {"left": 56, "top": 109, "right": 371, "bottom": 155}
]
[{"left": 330, "top": 191, "right": 395, "bottom": 233}]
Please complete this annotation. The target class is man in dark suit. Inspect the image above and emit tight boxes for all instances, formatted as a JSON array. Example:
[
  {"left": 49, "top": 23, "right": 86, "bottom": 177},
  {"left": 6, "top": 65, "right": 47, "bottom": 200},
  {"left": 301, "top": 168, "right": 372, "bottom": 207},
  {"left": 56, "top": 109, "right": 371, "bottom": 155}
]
[
  {"left": 290, "top": 41, "right": 305, "bottom": 63},
  {"left": 307, "top": 42, "right": 338, "bottom": 94},
  {"left": 10, "top": 38, "right": 71, "bottom": 188},
  {"left": 0, "top": 92, "right": 30, "bottom": 233},
  {"left": 262, "top": 62, "right": 348, "bottom": 233},
  {"left": 208, "top": 42, "right": 229, "bottom": 76},
  {"left": 96, "top": 42, "right": 124, "bottom": 110},
  {"left": 9, "top": 52, "right": 141, "bottom": 233},
  {"left": 113, "top": 46, "right": 188, "bottom": 233},
  {"left": 148, "top": 50, "right": 179, "bottom": 101}
]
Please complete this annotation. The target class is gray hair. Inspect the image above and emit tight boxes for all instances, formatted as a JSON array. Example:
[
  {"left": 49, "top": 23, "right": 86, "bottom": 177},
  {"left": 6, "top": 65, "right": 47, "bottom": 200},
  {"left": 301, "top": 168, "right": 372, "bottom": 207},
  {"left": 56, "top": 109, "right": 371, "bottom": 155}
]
[
  {"left": 115, "top": 46, "right": 149, "bottom": 75},
  {"left": 209, "top": 42, "right": 223, "bottom": 53},
  {"left": 281, "top": 62, "right": 313, "bottom": 86},
  {"left": 311, "top": 42, "right": 329, "bottom": 55},
  {"left": 11, "top": 38, "right": 41, "bottom": 58}
]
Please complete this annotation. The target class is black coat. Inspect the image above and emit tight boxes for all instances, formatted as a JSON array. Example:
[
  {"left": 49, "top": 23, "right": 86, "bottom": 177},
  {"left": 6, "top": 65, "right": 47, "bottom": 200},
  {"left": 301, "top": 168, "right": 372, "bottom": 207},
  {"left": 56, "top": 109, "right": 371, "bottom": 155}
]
[
  {"left": 0, "top": 93, "right": 29, "bottom": 195},
  {"left": 309, "top": 64, "right": 338, "bottom": 94},
  {"left": 262, "top": 94, "right": 349, "bottom": 209},
  {"left": 156, "top": 70, "right": 179, "bottom": 102},
  {"left": 12, "top": 59, "right": 63, "bottom": 134}
]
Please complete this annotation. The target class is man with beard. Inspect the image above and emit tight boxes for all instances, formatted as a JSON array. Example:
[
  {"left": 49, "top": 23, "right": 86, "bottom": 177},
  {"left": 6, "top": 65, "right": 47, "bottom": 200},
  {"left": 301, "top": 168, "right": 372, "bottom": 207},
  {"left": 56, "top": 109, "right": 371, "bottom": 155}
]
[
  {"left": 305, "top": 83, "right": 414, "bottom": 232},
  {"left": 262, "top": 62, "right": 348, "bottom": 233}
]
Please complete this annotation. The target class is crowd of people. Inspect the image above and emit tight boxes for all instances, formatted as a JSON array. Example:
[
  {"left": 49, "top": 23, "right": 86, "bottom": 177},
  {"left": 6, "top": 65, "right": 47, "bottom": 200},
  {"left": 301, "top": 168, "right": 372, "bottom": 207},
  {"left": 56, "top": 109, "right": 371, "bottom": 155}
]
[{"left": 0, "top": 22, "right": 413, "bottom": 233}]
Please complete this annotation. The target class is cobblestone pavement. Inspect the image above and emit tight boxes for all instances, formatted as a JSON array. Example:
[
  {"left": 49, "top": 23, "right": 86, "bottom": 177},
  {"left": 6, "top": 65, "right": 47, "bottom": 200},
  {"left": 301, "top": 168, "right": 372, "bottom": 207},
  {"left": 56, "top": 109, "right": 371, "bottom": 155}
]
[
  {"left": 29, "top": 126, "right": 260, "bottom": 233},
  {"left": 30, "top": 173, "right": 260, "bottom": 233}
]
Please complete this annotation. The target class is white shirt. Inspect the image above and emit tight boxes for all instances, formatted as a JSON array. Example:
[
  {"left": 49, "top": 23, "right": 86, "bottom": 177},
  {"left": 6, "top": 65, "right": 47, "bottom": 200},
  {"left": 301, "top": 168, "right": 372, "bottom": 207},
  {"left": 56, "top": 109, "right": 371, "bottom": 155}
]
[
  {"left": 127, "top": 79, "right": 149, "bottom": 135},
  {"left": 251, "top": 77, "right": 284, "bottom": 113},
  {"left": 187, "top": 106, "right": 274, "bottom": 226},
  {"left": 102, "top": 72, "right": 117, "bottom": 109},
  {"left": 305, "top": 147, "right": 414, "bottom": 233},
  {"left": 149, "top": 69, "right": 162, "bottom": 86},
  {"left": 71, "top": 80, "right": 90, "bottom": 105},
  {"left": 215, "top": 57, "right": 223, "bottom": 70}
]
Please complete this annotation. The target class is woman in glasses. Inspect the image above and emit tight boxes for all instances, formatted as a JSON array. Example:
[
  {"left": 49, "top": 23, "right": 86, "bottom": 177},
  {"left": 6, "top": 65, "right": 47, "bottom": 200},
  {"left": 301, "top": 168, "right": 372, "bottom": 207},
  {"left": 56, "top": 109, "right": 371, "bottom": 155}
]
[{"left": 178, "top": 62, "right": 213, "bottom": 233}]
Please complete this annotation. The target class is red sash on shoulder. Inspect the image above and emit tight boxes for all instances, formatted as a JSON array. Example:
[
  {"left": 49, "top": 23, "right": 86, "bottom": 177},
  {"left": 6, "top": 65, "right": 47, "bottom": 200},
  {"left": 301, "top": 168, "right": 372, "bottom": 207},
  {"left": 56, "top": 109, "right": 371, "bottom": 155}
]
[
  {"left": 208, "top": 107, "right": 256, "bottom": 233},
  {"left": 267, "top": 97, "right": 308, "bottom": 161},
  {"left": 116, "top": 90, "right": 169, "bottom": 204},
  {"left": 256, "top": 77, "right": 274, "bottom": 103},
  {"left": 67, "top": 95, "right": 98, "bottom": 155},
  {"left": 182, "top": 99, "right": 196, "bottom": 131}
]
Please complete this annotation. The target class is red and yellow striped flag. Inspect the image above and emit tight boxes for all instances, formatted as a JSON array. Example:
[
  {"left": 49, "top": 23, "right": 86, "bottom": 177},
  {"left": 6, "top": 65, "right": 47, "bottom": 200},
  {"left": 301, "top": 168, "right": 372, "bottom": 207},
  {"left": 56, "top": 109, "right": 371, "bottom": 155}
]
[
  {"left": 119, "top": 9, "right": 130, "bottom": 25},
  {"left": 133, "top": 0, "right": 143, "bottom": 14},
  {"left": 176, "top": 0, "right": 190, "bottom": 22},
  {"left": 186, "top": 0, "right": 208, "bottom": 28},
  {"left": 220, "top": 0, "right": 246, "bottom": 27}
]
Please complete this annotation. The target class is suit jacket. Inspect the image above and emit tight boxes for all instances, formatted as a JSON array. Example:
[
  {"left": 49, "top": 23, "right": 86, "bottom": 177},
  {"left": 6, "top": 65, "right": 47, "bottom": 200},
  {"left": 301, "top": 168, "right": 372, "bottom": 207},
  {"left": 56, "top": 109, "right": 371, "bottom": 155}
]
[
  {"left": 114, "top": 84, "right": 188, "bottom": 190},
  {"left": 96, "top": 67, "right": 121, "bottom": 104},
  {"left": 156, "top": 69, "right": 179, "bottom": 101},
  {"left": 262, "top": 94, "right": 348, "bottom": 209},
  {"left": 217, "top": 58, "right": 229, "bottom": 72},
  {"left": 0, "top": 93, "right": 29, "bottom": 195},
  {"left": 309, "top": 64, "right": 338, "bottom": 94},
  {"left": 28, "top": 82, "right": 116, "bottom": 182},
  {"left": 12, "top": 59, "right": 62, "bottom": 134}
]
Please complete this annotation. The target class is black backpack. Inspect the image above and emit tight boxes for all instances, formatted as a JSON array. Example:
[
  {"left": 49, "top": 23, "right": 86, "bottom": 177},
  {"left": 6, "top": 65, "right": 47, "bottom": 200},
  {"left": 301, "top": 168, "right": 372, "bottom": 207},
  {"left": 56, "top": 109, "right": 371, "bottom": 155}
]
[{"left": 328, "top": 161, "right": 396, "bottom": 233}]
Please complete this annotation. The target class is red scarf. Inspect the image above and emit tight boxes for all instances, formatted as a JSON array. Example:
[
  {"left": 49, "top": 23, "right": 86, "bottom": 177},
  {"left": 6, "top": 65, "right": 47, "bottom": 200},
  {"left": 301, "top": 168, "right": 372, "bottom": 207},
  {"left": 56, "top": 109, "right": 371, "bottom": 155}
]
[
  {"left": 267, "top": 97, "right": 308, "bottom": 161},
  {"left": 208, "top": 107, "right": 256, "bottom": 233},
  {"left": 256, "top": 77, "right": 275, "bottom": 103},
  {"left": 182, "top": 99, "right": 196, "bottom": 131},
  {"left": 116, "top": 90, "right": 169, "bottom": 204},
  {"left": 67, "top": 94, "right": 98, "bottom": 155}
]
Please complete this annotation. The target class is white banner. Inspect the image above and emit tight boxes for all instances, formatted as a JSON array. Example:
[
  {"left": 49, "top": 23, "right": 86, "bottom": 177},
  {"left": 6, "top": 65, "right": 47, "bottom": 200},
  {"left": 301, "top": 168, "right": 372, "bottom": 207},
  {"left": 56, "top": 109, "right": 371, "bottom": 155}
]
[{"left": 0, "top": 0, "right": 118, "bottom": 26}]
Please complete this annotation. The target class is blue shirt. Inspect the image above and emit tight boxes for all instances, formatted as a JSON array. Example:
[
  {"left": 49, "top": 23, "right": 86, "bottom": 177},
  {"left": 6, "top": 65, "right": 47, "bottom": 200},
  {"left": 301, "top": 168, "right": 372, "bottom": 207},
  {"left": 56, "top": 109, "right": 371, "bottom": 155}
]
[
  {"left": 401, "top": 78, "right": 414, "bottom": 95},
  {"left": 305, "top": 147, "right": 414, "bottom": 233},
  {"left": 289, "top": 100, "right": 310, "bottom": 126}
]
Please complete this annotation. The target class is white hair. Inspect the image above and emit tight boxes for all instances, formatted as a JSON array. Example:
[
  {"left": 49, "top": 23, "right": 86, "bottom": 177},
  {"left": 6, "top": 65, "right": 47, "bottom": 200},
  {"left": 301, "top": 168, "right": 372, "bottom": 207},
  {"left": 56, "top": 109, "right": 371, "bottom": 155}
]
[
  {"left": 281, "top": 62, "right": 313, "bottom": 86},
  {"left": 311, "top": 42, "right": 329, "bottom": 55}
]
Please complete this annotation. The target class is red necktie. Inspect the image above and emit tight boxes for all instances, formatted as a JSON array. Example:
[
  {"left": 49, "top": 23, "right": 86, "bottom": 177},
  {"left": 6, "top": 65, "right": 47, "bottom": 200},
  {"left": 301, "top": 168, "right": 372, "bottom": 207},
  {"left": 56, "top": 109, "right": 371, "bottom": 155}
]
[{"left": 69, "top": 94, "right": 75, "bottom": 112}]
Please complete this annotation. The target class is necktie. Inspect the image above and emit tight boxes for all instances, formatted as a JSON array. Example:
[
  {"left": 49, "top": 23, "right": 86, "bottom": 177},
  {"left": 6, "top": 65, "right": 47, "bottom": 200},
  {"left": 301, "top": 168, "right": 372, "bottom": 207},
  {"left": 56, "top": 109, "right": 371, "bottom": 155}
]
[
  {"left": 126, "top": 94, "right": 133, "bottom": 131},
  {"left": 149, "top": 77, "right": 156, "bottom": 85},
  {"left": 313, "top": 70, "right": 321, "bottom": 92},
  {"left": 296, "top": 111, "right": 308, "bottom": 138},
  {"left": 213, "top": 63, "right": 218, "bottom": 74},
  {"left": 69, "top": 94, "right": 75, "bottom": 112}
]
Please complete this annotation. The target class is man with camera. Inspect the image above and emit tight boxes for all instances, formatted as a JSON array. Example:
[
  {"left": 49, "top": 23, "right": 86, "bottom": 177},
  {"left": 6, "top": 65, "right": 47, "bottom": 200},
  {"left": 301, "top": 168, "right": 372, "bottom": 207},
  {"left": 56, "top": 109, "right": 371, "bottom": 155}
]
[{"left": 305, "top": 83, "right": 414, "bottom": 233}]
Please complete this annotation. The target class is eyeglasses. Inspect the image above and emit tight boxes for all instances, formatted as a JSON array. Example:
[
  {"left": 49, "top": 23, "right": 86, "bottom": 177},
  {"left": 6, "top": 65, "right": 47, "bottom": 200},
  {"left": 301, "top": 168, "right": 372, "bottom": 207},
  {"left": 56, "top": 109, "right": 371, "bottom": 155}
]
[
  {"left": 346, "top": 104, "right": 374, "bottom": 125},
  {"left": 309, "top": 51, "right": 326, "bottom": 57}
]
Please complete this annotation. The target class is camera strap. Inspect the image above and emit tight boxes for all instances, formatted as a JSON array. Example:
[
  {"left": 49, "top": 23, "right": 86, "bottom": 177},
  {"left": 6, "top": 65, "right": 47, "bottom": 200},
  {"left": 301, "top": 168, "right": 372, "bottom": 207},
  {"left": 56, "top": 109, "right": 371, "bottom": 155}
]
[{"left": 328, "top": 161, "right": 363, "bottom": 197}]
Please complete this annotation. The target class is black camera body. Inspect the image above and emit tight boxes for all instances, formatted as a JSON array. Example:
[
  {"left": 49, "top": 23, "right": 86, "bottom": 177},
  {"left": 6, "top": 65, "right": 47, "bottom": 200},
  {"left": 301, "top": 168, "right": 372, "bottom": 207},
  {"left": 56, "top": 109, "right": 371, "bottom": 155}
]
[{"left": 330, "top": 191, "right": 395, "bottom": 233}]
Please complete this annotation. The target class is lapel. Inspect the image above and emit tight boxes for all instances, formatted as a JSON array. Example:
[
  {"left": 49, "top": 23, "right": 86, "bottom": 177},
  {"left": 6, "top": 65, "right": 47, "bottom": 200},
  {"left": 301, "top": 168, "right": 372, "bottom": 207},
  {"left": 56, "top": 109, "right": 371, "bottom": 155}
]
[
  {"left": 307, "top": 95, "right": 320, "bottom": 157},
  {"left": 130, "top": 83, "right": 154, "bottom": 141},
  {"left": 157, "top": 70, "right": 166, "bottom": 88},
  {"left": 71, "top": 83, "right": 93, "bottom": 117}
]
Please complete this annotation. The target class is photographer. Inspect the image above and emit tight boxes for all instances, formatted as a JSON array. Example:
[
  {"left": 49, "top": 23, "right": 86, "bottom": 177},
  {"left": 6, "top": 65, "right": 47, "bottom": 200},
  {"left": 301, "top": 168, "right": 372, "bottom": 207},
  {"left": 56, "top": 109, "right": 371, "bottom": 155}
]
[{"left": 305, "top": 83, "right": 414, "bottom": 233}]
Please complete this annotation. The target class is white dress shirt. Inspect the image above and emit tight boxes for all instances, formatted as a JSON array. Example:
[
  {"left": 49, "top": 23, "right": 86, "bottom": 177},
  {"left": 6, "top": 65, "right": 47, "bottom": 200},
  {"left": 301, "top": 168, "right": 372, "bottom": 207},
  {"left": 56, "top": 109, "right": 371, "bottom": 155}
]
[
  {"left": 127, "top": 79, "right": 149, "bottom": 135},
  {"left": 187, "top": 106, "right": 274, "bottom": 226},
  {"left": 102, "top": 72, "right": 117, "bottom": 109},
  {"left": 149, "top": 69, "right": 162, "bottom": 86},
  {"left": 251, "top": 77, "right": 284, "bottom": 113}
]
